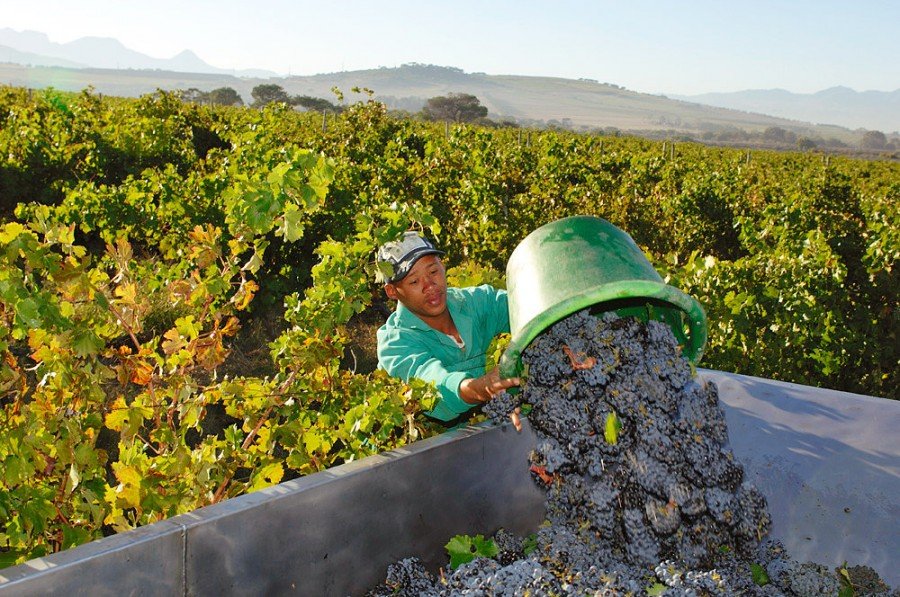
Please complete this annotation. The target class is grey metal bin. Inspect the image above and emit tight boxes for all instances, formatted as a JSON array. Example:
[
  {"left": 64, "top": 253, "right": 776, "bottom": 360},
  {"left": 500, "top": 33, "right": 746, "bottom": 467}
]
[{"left": 1, "top": 369, "right": 897, "bottom": 595}]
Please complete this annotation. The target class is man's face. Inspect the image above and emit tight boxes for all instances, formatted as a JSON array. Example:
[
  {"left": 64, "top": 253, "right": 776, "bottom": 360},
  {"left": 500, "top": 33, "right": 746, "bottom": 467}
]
[{"left": 385, "top": 255, "right": 448, "bottom": 322}]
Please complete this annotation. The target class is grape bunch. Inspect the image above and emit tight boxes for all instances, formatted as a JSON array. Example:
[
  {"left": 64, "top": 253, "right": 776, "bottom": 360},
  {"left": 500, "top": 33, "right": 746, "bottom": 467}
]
[
  {"left": 368, "top": 311, "right": 893, "bottom": 596},
  {"left": 481, "top": 389, "right": 520, "bottom": 420},
  {"left": 519, "top": 310, "right": 769, "bottom": 567}
]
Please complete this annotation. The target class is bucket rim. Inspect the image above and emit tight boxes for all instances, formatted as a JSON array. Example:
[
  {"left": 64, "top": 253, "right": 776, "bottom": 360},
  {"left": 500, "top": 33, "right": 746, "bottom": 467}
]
[{"left": 499, "top": 279, "right": 707, "bottom": 378}]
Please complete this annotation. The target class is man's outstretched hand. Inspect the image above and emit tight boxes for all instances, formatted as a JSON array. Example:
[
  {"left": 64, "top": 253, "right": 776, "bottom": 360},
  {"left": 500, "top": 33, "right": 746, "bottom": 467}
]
[{"left": 459, "top": 366, "right": 521, "bottom": 404}]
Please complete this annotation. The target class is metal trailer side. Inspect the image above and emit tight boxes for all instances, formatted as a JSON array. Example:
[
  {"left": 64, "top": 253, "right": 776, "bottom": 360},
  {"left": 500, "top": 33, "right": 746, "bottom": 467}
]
[{"left": 1, "top": 369, "right": 898, "bottom": 596}]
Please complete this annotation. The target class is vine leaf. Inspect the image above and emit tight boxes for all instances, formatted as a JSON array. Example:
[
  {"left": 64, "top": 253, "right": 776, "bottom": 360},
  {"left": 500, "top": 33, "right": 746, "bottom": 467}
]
[
  {"left": 604, "top": 411, "right": 622, "bottom": 445},
  {"left": 71, "top": 329, "right": 104, "bottom": 357},
  {"left": 445, "top": 534, "right": 498, "bottom": 569},
  {"left": 249, "top": 462, "right": 284, "bottom": 492},
  {"left": 750, "top": 562, "right": 770, "bottom": 586}
]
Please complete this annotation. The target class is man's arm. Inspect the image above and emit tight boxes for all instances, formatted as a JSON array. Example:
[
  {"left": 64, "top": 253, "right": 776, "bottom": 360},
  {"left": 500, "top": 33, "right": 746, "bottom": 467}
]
[
  {"left": 457, "top": 286, "right": 520, "bottom": 401},
  {"left": 380, "top": 339, "right": 520, "bottom": 420},
  {"left": 377, "top": 334, "right": 476, "bottom": 421}
]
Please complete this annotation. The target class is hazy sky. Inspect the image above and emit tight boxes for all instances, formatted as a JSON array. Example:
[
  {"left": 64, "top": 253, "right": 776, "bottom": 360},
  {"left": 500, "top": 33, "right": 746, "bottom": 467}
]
[{"left": 2, "top": 0, "right": 898, "bottom": 95}]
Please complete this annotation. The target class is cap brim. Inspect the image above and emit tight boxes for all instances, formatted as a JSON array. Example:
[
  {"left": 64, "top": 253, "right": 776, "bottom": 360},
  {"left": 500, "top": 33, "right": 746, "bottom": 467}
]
[{"left": 391, "top": 248, "right": 445, "bottom": 283}]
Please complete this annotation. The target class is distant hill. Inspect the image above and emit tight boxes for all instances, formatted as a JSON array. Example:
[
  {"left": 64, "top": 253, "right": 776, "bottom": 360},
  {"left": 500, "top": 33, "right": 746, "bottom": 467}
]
[
  {"left": 0, "top": 28, "right": 895, "bottom": 146},
  {"left": 279, "top": 65, "right": 863, "bottom": 137},
  {"left": 1, "top": 60, "right": 874, "bottom": 146},
  {"left": 0, "top": 44, "right": 87, "bottom": 69},
  {"left": 675, "top": 87, "right": 900, "bottom": 134},
  {"left": 0, "top": 28, "right": 277, "bottom": 78}
]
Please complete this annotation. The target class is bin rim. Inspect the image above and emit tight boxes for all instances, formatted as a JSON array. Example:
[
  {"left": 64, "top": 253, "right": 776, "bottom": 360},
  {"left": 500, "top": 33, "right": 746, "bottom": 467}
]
[{"left": 499, "top": 278, "right": 707, "bottom": 378}]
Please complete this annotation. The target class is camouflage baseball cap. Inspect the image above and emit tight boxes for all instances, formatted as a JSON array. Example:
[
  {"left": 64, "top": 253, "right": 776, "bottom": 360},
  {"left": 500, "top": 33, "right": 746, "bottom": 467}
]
[{"left": 376, "top": 231, "right": 445, "bottom": 284}]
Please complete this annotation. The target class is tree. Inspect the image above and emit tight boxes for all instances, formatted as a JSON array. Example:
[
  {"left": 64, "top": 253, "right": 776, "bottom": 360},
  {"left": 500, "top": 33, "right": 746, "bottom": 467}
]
[
  {"left": 181, "top": 88, "right": 208, "bottom": 104},
  {"left": 421, "top": 93, "right": 488, "bottom": 123},
  {"left": 859, "top": 130, "right": 887, "bottom": 150},
  {"left": 763, "top": 126, "right": 788, "bottom": 143},
  {"left": 762, "top": 126, "right": 796, "bottom": 145},
  {"left": 207, "top": 87, "right": 243, "bottom": 106},
  {"left": 292, "top": 95, "right": 341, "bottom": 113},
  {"left": 251, "top": 84, "right": 290, "bottom": 108}
]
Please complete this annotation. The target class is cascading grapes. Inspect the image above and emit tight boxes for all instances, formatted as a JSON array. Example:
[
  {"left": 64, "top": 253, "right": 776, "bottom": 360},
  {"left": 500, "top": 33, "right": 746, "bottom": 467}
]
[{"left": 367, "top": 311, "right": 893, "bottom": 596}]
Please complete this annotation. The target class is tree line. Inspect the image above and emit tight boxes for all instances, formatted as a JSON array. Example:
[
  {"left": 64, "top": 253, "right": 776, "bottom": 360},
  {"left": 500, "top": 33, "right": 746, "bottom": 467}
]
[
  {"left": 181, "top": 84, "right": 489, "bottom": 123},
  {"left": 180, "top": 85, "right": 895, "bottom": 154},
  {"left": 699, "top": 126, "right": 897, "bottom": 152},
  {"left": 181, "top": 84, "right": 343, "bottom": 113}
]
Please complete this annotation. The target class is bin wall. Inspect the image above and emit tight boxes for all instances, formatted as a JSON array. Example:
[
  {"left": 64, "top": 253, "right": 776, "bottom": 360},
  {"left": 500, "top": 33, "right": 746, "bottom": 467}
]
[
  {"left": 704, "top": 369, "right": 899, "bottom": 585},
  {"left": 0, "top": 421, "right": 545, "bottom": 597}
]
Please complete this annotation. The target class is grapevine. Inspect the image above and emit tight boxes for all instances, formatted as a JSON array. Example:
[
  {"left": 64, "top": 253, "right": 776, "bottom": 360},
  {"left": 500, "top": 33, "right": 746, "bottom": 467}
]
[{"left": 0, "top": 84, "right": 897, "bottom": 569}]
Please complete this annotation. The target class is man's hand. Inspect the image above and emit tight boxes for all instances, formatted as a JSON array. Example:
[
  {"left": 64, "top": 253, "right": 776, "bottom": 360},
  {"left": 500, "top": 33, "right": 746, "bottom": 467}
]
[{"left": 459, "top": 366, "right": 521, "bottom": 404}]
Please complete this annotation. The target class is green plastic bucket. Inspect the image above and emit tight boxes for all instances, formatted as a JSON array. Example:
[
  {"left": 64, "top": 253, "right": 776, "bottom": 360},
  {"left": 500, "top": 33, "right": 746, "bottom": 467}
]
[{"left": 499, "top": 215, "right": 707, "bottom": 378}]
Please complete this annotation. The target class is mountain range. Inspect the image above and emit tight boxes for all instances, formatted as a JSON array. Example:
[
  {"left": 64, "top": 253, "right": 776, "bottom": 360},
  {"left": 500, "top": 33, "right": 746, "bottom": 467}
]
[
  {"left": 1, "top": 28, "right": 897, "bottom": 137},
  {"left": 675, "top": 87, "right": 899, "bottom": 134},
  {"left": 0, "top": 28, "right": 276, "bottom": 78}
]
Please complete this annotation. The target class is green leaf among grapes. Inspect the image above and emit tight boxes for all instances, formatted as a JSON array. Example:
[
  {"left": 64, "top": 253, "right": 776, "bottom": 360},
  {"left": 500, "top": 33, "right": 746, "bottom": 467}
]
[
  {"left": 837, "top": 565, "right": 856, "bottom": 597},
  {"left": 604, "top": 411, "right": 622, "bottom": 445},
  {"left": 750, "top": 562, "right": 770, "bottom": 586},
  {"left": 522, "top": 533, "right": 538, "bottom": 555},
  {"left": 445, "top": 534, "right": 498, "bottom": 569}
]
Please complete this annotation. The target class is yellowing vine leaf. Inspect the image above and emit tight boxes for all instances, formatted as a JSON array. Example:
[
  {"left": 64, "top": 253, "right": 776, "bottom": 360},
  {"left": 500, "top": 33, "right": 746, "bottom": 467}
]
[
  {"left": 104, "top": 396, "right": 129, "bottom": 432},
  {"left": 130, "top": 360, "right": 154, "bottom": 386},
  {"left": 232, "top": 280, "right": 259, "bottom": 311},
  {"left": 249, "top": 462, "right": 284, "bottom": 492}
]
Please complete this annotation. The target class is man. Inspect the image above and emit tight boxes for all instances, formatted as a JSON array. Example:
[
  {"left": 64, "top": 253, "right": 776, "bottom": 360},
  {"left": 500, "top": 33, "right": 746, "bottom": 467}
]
[{"left": 376, "top": 231, "right": 521, "bottom": 422}]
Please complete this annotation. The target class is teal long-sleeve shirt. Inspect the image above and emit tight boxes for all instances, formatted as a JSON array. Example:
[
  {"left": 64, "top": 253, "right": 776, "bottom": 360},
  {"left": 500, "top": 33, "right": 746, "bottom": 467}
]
[{"left": 376, "top": 285, "right": 510, "bottom": 421}]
